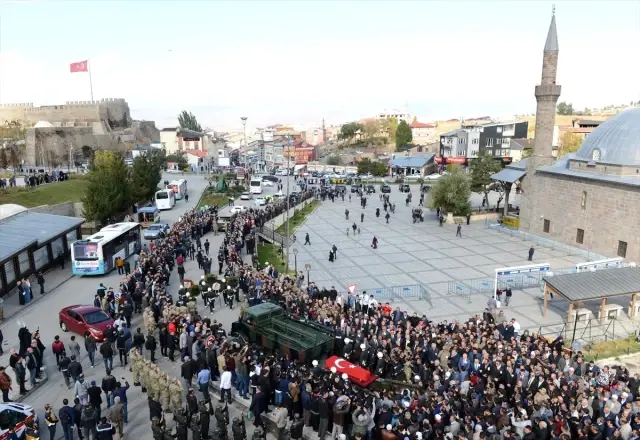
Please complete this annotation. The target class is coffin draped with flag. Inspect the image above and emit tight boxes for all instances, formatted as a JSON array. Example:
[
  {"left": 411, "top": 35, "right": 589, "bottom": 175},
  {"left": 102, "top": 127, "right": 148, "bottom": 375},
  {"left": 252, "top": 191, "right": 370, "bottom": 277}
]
[{"left": 325, "top": 356, "right": 378, "bottom": 387}]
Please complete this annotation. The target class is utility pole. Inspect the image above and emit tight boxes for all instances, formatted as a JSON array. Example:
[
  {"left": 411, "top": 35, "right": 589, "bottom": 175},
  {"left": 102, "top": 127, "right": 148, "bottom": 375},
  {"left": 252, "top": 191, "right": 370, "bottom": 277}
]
[
  {"left": 241, "top": 116, "right": 248, "bottom": 171},
  {"left": 285, "top": 135, "right": 291, "bottom": 273},
  {"left": 322, "top": 118, "right": 327, "bottom": 145}
]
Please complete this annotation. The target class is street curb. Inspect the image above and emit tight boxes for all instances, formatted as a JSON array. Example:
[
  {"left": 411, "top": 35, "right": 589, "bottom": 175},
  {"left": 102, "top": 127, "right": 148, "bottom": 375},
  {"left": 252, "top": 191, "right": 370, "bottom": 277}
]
[{"left": 8, "top": 371, "right": 49, "bottom": 401}]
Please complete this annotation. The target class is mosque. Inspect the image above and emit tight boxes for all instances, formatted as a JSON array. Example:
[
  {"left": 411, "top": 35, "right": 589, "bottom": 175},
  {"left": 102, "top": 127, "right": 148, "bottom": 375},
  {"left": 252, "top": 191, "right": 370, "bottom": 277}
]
[{"left": 510, "top": 11, "right": 640, "bottom": 262}]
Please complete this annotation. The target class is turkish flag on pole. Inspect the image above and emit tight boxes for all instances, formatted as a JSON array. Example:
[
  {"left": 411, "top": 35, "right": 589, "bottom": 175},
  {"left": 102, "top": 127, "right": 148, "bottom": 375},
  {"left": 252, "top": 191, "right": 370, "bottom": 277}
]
[
  {"left": 70, "top": 60, "right": 88, "bottom": 73},
  {"left": 325, "top": 356, "right": 377, "bottom": 387}
]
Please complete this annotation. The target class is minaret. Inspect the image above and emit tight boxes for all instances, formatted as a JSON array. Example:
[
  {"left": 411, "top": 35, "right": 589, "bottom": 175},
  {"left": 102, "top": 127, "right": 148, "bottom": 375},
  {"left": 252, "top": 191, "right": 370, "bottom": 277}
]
[
  {"left": 520, "top": 7, "right": 561, "bottom": 231},
  {"left": 530, "top": 6, "right": 561, "bottom": 166},
  {"left": 322, "top": 118, "right": 327, "bottom": 144}
]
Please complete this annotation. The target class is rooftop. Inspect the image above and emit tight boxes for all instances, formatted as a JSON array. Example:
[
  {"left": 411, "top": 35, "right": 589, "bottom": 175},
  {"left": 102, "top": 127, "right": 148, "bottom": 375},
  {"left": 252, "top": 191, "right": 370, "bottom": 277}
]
[
  {"left": 0, "top": 210, "right": 85, "bottom": 264},
  {"left": 544, "top": 12, "right": 559, "bottom": 52},
  {"left": 184, "top": 149, "right": 207, "bottom": 158},
  {"left": 390, "top": 154, "right": 435, "bottom": 168},
  {"left": 410, "top": 122, "right": 435, "bottom": 129},
  {"left": 543, "top": 266, "right": 640, "bottom": 302},
  {"left": 510, "top": 139, "right": 534, "bottom": 151}
]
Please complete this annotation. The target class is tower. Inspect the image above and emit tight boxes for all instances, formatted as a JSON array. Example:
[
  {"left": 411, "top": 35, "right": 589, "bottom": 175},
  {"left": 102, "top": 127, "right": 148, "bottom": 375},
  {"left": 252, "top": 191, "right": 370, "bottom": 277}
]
[
  {"left": 520, "top": 8, "right": 561, "bottom": 231},
  {"left": 322, "top": 118, "right": 327, "bottom": 144}
]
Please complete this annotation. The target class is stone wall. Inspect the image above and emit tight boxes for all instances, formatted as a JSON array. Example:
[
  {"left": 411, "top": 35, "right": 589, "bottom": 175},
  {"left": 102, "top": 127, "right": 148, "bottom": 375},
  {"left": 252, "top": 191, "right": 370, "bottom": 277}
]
[
  {"left": 0, "top": 98, "right": 129, "bottom": 126},
  {"left": 29, "top": 201, "right": 84, "bottom": 218},
  {"left": 26, "top": 126, "right": 122, "bottom": 165},
  {"left": 524, "top": 172, "right": 640, "bottom": 262}
]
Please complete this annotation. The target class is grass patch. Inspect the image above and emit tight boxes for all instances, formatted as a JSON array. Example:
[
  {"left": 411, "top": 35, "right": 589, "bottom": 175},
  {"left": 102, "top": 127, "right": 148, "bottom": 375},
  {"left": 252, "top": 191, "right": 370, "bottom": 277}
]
[
  {"left": 581, "top": 336, "right": 640, "bottom": 362},
  {"left": 276, "top": 200, "right": 320, "bottom": 235},
  {"left": 197, "top": 188, "right": 228, "bottom": 209},
  {"left": 0, "top": 175, "right": 90, "bottom": 207},
  {"left": 257, "top": 242, "right": 295, "bottom": 275}
]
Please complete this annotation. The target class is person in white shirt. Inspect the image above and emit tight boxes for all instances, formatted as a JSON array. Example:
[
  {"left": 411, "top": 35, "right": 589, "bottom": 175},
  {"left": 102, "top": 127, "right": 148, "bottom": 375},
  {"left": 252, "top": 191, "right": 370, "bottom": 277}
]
[
  {"left": 511, "top": 318, "right": 521, "bottom": 335},
  {"left": 368, "top": 296, "right": 378, "bottom": 312},
  {"left": 220, "top": 366, "right": 233, "bottom": 403}
]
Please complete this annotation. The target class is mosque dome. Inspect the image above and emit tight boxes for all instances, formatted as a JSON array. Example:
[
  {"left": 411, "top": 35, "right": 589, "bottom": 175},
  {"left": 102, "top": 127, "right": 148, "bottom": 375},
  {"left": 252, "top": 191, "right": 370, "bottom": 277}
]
[
  {"left": 575, "top": 108, "right": 640, "bottom": 165},
  {"left": 0, "top": 203, "right": 27, "bottom": 220},
  {"left": 34, "top": 120, "right": 53, "bottom": 128}
]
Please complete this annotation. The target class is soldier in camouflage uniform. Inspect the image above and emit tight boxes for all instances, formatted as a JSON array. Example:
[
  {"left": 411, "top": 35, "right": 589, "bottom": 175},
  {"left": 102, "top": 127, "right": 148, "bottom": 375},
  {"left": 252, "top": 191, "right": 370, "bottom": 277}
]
[
  {"left": 142, "top": 358, "right": 152, "bottom": 393},
  {"left": 160, "top": 372, "right": 171, "bottom": 412},
  {"left": 131, "top": 349, "right": 142, "bottom": 386},
  {"left": 169, "top": 377, "right": 183, "bottom": 413},
  {"left": 149, "top": 364, "right": 160, "bottom": 400},
  {"left": 143, "top": 309, "right": 151, "bottom": 333},
  {"left": 148, "top": 311, "right": 157, "bottom": 335}
]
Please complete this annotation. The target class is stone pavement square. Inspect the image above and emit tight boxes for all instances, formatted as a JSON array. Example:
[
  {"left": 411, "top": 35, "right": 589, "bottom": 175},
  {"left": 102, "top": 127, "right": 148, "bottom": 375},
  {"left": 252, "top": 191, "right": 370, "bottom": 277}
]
[{"left": 285, "top": 192, "right": 609, "bottom": 330}]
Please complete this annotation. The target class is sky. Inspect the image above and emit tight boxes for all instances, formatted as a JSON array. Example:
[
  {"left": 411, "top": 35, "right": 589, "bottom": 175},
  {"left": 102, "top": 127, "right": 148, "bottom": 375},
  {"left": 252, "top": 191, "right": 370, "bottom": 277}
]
[{"left": 1, "top": 0, "right": 639, "bottom": 130}]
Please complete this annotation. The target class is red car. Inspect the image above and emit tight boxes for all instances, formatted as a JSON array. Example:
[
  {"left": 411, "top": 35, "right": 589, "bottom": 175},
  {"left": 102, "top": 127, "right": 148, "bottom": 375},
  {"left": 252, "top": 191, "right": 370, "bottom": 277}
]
[{"left": 59, "top": 305, "right": 114, "bottom": 341}]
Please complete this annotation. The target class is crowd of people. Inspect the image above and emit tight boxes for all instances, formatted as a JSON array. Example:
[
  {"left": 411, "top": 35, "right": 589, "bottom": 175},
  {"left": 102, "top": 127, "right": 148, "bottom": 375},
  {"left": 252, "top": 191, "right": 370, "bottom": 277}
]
[{"left": 7, "top": 180, "right": 640, "bottom": 440}]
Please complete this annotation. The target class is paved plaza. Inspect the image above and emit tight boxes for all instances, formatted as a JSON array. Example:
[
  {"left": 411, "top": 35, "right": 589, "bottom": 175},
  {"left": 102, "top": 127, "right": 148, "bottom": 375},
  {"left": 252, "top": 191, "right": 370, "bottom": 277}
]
[{"left": 288, "top": 189, "right": 593, "bottom": 331}]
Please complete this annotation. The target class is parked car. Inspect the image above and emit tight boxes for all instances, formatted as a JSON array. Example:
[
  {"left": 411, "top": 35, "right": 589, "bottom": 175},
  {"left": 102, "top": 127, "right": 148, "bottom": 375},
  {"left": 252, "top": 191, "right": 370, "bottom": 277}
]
[
  {"left": 255, "top": 196, "right": 267, "bottom": 206},
  {"left": 365, "top": 185, "right": 376, "bottom": 194},
  {"left": 230, "top": 205, "right": 248, "bottom": 214},
  {"left": 399, "top": 184, "right": 411, "bottom": 193},
  {"left": 143, "top": 223, "right": 170, "bottom": 240},
  {"left": 273, "top": 191, "right": 285, "bottom": 200},
  {"left": 240, "top": 192, "right": 252, "bottom": 200},
  {"left": 424, "top": 173, "right": 442, "bottom": 181},
  {"left": 59, "top": 305, "right": 114, "bottom": 341},
  {"left": 380, "top": 184, "right": 391, "bottom": 193},
  {"left": 351, "top": 183, "right": 363, "bottom": 193}
]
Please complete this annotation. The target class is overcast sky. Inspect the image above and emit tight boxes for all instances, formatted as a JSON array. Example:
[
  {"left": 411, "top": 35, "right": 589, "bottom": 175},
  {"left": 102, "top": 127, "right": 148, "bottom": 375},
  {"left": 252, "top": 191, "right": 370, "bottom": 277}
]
[{"left": 1, "top": 0, "right": 639, "bottom": 130}]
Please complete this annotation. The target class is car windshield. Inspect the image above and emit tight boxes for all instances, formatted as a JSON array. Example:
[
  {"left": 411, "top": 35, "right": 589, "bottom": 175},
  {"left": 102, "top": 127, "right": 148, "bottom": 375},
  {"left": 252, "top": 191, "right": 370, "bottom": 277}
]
[
  {"left": 148, "top": 225, "right": 162, "bottom": 230},
  {"left": 82, "top": 310, "right": 110, "bottom": 325}
]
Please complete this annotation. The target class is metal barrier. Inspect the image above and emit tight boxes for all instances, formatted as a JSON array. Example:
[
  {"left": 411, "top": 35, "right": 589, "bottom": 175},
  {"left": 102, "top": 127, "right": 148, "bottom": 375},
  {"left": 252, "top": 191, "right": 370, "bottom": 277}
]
[
  {"left": 447, "top": 281, "right": 471, "bottom": 303},
  {"left": 353, "top": 284, "right": 433, "bottom": 307},
  {"left": 448, "top": 270, "right": 569, "bottom": 300},
  {"left": 487, "top": 223, "right": 608, "bottom": 261},
  {"left": 257, "top": 226, "right": 289, "bottom": 247}
]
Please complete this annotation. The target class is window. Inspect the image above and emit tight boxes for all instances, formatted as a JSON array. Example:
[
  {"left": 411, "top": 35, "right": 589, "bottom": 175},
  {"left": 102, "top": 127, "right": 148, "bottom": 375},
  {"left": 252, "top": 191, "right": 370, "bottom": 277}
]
[
  {"left": 543, "top": 219, "right": 550, "bottom": 233},
  {"left": 497, "top": 127, "right": 502, "bottom": 133},
  {"left": 503, "top": 138, "right": 511, "bottom": 146},
  {"left": 581, "top": 191, "right": 587, "bottom": 209},
  {"left": 617, "top": 241, "right": 628, "bottom": 258},
  {"left": 576, "top": 228, "right": 584, "bottom": 244},
  {"left": 592, "top": 149, "right": 601, "bottom": 161},
  {"left": 472, "top": 138, "right": 479, "bottom": 144},
  {"left": 486, "top": 138, "right": 494, "bottom": 147}
]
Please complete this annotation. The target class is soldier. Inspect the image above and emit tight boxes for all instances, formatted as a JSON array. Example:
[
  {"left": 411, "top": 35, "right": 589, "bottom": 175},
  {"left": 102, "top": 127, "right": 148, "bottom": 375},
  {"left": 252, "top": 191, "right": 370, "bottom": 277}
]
[
  {"left": 214, "top": 404, "right": 228, "bottom": 432},
  {"left": 173, "top": 408, "right": 189, "bottom": 440},
  {"left": 212, "top": 426, "right": 228, "bottom": 440},
  {"left": 148, "top": 313, "right": 157, "bottom": 335},
  {"left": 199, "top": 400, "right": 211, "bottom": 440},
  {"left": 143, "top": 309, "right": 151, "bottom": 334},
  {"left": 160, "top": 372, "right": 171, "bottom": 412},
  {"left": 190, "top": 413, "right": 202, "bottom": 440},
  {"left": 169, "top": 378, "right": 184, "bottom": 413},
  {"left": 131, "top": 350, "right": 141, "bottom": 386},
  {"left": 149, "top": 365, "right": 160, "bottom": 401},
  {"left": 141, "top": 359, "right": 151, "bottom": 394},
  {"left": 231, "top": 417, "right": 246, "bottom": 440}
]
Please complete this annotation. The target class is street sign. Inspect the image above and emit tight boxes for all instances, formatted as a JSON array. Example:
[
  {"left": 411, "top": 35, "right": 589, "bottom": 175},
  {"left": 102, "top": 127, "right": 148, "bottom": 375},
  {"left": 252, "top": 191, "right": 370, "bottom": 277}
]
[{"left": 347, "top": 284, "right": 356, "bottom": 294}]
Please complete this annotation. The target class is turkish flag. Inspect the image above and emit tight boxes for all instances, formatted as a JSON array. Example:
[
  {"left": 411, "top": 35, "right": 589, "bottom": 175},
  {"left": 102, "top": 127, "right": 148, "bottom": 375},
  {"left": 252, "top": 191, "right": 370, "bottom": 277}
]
[
  {"left": 70, "top": 60, "right": 88, "bottom": 73},
  {"left": 325, "top": 356, "right": 378, "bottom": 387}
]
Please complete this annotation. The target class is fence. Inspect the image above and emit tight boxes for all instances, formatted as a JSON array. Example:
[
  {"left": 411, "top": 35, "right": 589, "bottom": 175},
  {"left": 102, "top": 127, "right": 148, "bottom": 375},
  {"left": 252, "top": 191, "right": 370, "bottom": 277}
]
[
  {"left": 348, "top": 284, "right": 433, "bottom": 307},
  {"left": 532, "top": 317, "right": 640, "bottom": 348},
  {"left": 257, "top": 225, "right": 289, "bottom": 247},
  {"left": 487, "top": 223, "right": 608, "bottom": 261}
]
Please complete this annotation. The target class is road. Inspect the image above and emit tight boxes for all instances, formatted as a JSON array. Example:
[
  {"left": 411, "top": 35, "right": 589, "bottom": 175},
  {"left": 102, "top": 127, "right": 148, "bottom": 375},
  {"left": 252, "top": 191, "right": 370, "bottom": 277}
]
[{"left": 0, "top": 172, "right": 266, "bottom": 440}]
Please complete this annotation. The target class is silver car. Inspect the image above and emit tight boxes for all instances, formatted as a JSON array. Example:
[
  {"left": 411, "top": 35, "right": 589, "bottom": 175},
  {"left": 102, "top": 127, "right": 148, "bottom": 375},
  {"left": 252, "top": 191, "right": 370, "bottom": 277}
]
[{"left": 143, "top": 223, "right": 170, "bottom": 240}]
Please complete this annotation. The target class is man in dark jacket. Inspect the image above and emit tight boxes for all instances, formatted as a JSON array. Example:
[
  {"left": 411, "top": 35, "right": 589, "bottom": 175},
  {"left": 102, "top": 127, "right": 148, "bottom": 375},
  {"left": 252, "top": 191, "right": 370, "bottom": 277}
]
[
  {"left": 133, "top": 328, "right": 145, "bottom": 354},
  {"left": 100, "top": 342, "right": 114, "bottom": 371},
  {"left": 181, "top": 356, "right": 196, "bottom": 388},
  {"left": 145, "top": 333, "right": 157, "bottom": 362},
  {"left": 249, "top": 386, "right": 268, "bottom": 427},
  {"left": 101, "top": 369, "right": 117, "bottom": 408},
  {"left": 289, "top": 414, "right": 304, "bottom": 440},
  {"left": 58, "top": 398, "right": 75, "bottom": 440},
  {"left": 72, "top": 398, "right": 85, "bottom": 440},
  {"left": 87, "top": 380, "right": 103, "bottom": 419},
  {"left": 81, "top": 402, "right": 98, "bottom": 440}
]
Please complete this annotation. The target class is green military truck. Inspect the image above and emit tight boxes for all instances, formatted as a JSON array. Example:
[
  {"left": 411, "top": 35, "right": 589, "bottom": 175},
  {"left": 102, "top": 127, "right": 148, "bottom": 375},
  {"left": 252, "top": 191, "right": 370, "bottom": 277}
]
[{"left": 231, "top": 302, "right": 334, "bottom": 363}]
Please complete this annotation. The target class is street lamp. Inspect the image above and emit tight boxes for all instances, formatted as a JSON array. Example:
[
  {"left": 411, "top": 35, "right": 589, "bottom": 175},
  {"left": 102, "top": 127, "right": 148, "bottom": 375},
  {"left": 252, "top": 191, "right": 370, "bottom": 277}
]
[
  {"left": 270, "top": 220, "right": 276, "bottom": 242},
  {"left": 285, "top": 135, "right": 292, "bottom": 274},
  {"left": 241, "top": 117, "right": 248, "bottom": 171},
  {"left": 305, "top": 263, "right": 311, "bottom": 286},
  {"left": 293, "top": 247, "right": 298, "bottom": 274}
]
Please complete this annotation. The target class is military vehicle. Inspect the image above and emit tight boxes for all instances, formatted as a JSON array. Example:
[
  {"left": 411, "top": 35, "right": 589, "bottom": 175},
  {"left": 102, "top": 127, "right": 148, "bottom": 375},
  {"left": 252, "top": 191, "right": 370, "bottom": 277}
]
[{"left": 231, "top": 302, "right": 333, "bottom": 363}]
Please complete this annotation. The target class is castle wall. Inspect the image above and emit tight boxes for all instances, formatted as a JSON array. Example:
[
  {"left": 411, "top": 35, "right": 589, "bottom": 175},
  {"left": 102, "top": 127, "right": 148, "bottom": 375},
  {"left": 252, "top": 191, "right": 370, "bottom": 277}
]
[
  {"left": 0, "top": 98, "right": 129, "bottom": 126},
  {"left": 524, "top": 172, "right": 640, "bottom": 262}
]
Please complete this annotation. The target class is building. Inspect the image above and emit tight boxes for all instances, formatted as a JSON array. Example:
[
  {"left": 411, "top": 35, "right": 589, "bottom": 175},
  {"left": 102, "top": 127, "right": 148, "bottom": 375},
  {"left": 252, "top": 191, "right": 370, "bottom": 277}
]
[
  {"left": 185, "top": 149, "right": 208, "bottom": 167},
  {"left": 409, "top": 122, "right": 435, "bottom": 145},
  {"left": 557, "top": 118, "right": 603, "bottom": 144},
  {"left": 283, "top": 145, "right": 317, "bottom": 164},
  {"left": 0, "top": 204, "right": 84, "bottom": 295},
  {"left": 502, "top": 11, "right": 640, "bottom": 262},
  {"left": 160, "top": 128, "right": 212, "bottom": 154},
  {"left": 131, "top": 144, "right": 162, "bottom": 159},
  {"left": 390, "top": 154, "right": 436, "bottom": 177},
  {"left": 375, "top": 109, "right": 409, "bottom": 122},
  {"left": 264, "top": 143, "right": 285, "bottom": 168}
]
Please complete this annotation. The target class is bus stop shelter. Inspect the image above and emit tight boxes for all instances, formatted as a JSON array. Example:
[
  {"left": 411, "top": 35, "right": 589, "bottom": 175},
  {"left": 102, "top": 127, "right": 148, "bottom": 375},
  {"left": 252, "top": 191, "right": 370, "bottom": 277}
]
[{"left": 542, "top": 266, "right": 640, "bottom": 323}]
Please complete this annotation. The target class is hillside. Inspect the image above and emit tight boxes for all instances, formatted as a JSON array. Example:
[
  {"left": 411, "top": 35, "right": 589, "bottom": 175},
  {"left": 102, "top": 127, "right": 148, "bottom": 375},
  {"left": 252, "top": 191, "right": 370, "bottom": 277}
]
[{"left": 431, "top": 114, "right": 613, "bottom": 139}]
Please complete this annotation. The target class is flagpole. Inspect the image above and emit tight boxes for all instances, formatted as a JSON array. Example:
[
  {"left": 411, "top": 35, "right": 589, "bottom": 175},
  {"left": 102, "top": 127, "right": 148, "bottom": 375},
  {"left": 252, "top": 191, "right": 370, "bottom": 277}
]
[{"left": 88, "top": 58, "right": 94, "bottom": 102}]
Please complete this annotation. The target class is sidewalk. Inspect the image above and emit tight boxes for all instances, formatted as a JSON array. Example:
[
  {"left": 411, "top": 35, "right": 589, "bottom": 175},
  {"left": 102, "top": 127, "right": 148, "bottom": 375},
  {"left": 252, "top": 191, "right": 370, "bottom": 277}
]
[{"left": 1, "top": 264, "right": 75, "bottom": 324}]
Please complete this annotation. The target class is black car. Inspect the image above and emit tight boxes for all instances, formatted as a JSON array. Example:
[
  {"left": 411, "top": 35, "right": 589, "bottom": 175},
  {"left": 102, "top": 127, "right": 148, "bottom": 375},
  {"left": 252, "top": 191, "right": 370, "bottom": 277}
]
[
  {"left": 351, "top": 183, "right": 363, "bottom": 193},
  {"left": 399, "top": 184, "right": 411, "bottom": 193},
  {"left": 366, "top": 185, "right": 376, "bottom": 194},
  {"left": 380, "top": 184, "right": 391, "bottom": 193}
]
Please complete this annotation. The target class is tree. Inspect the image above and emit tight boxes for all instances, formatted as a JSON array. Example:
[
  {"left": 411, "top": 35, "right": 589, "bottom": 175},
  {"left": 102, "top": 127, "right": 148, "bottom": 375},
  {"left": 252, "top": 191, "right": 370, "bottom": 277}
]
[
  {"left": 357, "top": 158, "right": 374, "bottom": 175},
  {"left": 395, "top": 120, "right": 413, "bottom": 150},
  {"left": 0, "top": 148, "right": 7, "bottom": 170},
  {"left": 558, "top": 132, "right": 583, "bottom": 156},
  {"left": 8, "top": 145, "right": 20, "bottom": 169},
  {"left": 557, "top": 102, "right": 574, "bottom": 115},
  {"left": 178, "top": 110, "right": 203, "bottom": 132},
  {"left": 83, "top": 150, "right": 133, "bottom": 224},
  {"left": 383, "top": 117, "right": 398, "bottom": 144},
  {"left": 357, "top": 158, "right": 388, "bottom": 176},
  {"left": 521, "top": 149, "right": 533, "bottom": 159},
  {"left": 427, "top": 168, "right": 471, "bottom": 216},
  {"left": 361, "top": 120, "right": 379, "bottom": 139},
  {"left": 327, "top": 155, "right": 342, "bottom": 166},
  {"left": 165, "top": 153, "right": 188, "bottom": 170},
  {"left": 469, "top": 150, "right": 502, "bottom": 207},
  {"left": 338, "top": 122, "right": 362, "bottom": 143},
  {"left": 131, "top": 152, "right": 163, "bottom": 203}
]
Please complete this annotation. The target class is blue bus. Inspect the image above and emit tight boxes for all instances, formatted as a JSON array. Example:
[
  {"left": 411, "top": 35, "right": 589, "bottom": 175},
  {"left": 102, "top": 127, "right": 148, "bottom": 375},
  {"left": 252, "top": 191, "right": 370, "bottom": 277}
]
[{"left": 71, "top": 222, "right": 142, "bottom": 275}]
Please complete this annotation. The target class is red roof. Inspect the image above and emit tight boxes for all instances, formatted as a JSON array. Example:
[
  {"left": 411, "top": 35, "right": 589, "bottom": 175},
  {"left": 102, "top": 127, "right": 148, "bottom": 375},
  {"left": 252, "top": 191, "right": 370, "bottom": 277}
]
[
  {"left": 184, "top": 149, "right": 207, "bottom": 158},
  {"left": 410, "top": 122, "right": 435, "bottom": 129}
]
